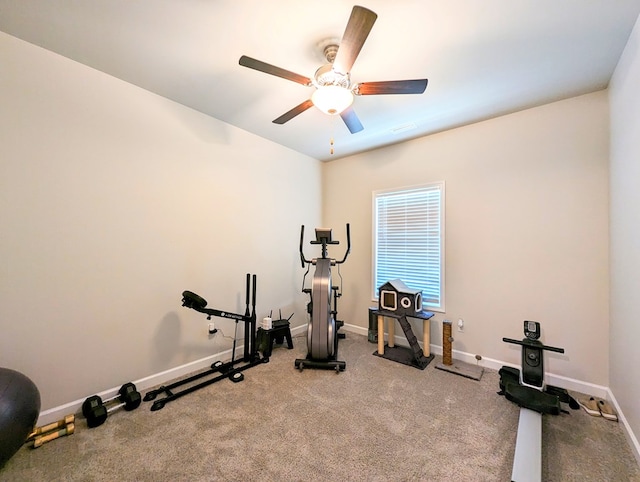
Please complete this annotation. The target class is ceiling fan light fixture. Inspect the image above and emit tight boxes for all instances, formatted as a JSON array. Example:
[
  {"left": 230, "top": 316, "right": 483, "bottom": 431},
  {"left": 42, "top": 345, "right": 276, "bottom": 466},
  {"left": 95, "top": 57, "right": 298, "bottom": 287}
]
[{"left": 311, "top": 85, "right": 354, "bottom": 115}]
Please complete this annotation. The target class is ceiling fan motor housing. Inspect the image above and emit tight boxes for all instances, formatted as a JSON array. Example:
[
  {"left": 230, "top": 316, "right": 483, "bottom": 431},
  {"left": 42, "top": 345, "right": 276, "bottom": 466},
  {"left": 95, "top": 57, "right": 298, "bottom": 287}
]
[{"left": 314, "top": 64, "right": 350, "bottom": 89}]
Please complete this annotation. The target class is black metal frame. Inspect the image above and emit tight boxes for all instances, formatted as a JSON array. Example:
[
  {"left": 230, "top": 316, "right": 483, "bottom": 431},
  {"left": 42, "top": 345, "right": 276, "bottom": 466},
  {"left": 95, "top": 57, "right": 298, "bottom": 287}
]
[{"left": 143, "top": 273, "right": 267, "bottom": 411}]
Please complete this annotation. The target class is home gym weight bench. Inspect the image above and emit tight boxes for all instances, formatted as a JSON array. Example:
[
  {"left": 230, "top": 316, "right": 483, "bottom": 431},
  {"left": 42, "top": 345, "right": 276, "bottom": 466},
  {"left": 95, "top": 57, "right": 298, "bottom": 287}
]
[{"left": 143, "top": 273, "right": 267, "bottom": 411}]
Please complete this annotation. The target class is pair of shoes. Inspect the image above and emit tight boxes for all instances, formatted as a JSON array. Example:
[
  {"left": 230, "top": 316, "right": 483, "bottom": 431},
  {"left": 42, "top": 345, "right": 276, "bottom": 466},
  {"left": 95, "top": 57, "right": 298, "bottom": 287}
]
[
  {"left": 598, "top": 399, "right": 618, "bottom": 422},
  {"left": 579, "top": 397, "right": 601, "bottom": 417},
  {"left": 578, "top": 396, "right": 618, "bottom": 421}
]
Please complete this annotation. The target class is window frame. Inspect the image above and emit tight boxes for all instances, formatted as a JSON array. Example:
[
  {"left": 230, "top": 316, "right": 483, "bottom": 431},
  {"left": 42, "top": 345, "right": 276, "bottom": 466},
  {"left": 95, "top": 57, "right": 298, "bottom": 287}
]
[{"left": 372, "top": 181, "right": 445, "bottom": 312}]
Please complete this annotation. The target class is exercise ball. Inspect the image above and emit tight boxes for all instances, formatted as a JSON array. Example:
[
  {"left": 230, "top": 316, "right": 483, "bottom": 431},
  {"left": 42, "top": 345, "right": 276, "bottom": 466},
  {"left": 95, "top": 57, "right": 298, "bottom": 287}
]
[{"left": 0, "top": 367, "right": 41, "bottom": 467}]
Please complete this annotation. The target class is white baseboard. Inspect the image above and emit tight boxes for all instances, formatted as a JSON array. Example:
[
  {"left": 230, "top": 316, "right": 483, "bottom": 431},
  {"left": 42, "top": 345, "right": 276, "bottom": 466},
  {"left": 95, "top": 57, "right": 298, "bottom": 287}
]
[
  {"left": 353, "top": 323, "right": 610, "bottom": 398},
  {"left": 38, "top": 322, "right": 638, "bottom": 465},
  {"left": 37, "top": 324, "right": 309, "bottom": 426},
  {"left": 607, "top": 388, "right": 640, "bottom": 466},
  {"left": 38, "top": 348, "right": 235, "bottom": 426}
]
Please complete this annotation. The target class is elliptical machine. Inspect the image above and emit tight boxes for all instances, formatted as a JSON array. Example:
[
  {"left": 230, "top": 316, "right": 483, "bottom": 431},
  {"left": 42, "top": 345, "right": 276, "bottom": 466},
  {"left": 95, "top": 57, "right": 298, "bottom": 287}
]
[{"left": 295, "top": 224, "right": 351, "bottom": 372}]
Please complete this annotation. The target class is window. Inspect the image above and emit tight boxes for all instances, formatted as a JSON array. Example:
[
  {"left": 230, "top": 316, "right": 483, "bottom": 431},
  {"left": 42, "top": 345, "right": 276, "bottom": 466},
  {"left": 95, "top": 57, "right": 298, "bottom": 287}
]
[{"left": 373, "top": 182, "right": 445, "bottom": 311}]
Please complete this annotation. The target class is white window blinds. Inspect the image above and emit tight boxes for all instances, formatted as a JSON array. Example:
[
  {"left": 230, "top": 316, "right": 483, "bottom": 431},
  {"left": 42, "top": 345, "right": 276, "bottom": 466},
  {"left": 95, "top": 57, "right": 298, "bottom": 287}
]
[{"left": 373, "top": 182, "right": 444, "bottom": 311}]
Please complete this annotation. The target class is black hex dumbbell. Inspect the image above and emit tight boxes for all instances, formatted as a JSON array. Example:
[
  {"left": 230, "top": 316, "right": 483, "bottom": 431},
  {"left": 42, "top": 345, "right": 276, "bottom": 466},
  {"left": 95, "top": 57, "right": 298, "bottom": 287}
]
[{"left": 82, "top": 382, "right": 141, "bottom": 428}]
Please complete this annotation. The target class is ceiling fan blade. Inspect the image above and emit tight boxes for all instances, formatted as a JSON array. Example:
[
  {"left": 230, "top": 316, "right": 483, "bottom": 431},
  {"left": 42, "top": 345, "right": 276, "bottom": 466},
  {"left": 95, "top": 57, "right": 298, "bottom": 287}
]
[
  {"left": 272, "top": 99, "right": 314, "bottom": 125},
  {"left": 354, "top": 79, "right": 429, "bottom": 95},
  {"left": 332, "top": 6, "right": 378, "bottom": 75},
  {"left": 340, "top": 106, "right": 364, "bottom": 134},
  {"left": 239, "top": 55, "right": 312, "bottom": 86}
]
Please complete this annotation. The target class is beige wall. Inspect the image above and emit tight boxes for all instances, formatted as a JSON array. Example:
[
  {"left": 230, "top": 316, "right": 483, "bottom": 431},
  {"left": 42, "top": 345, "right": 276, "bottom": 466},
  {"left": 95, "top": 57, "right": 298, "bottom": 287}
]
[
  {"left": 609, "top": 14, "right": 640, "bottom": 455},
  {"left": 322, "top": 91, "right": 610, "bottom": 386},
  {"left": 0, "top": 32, "right": 321, "bottom": 411},
  {"left": 3, "top": 21, "right": 634, "bottom": 455}
]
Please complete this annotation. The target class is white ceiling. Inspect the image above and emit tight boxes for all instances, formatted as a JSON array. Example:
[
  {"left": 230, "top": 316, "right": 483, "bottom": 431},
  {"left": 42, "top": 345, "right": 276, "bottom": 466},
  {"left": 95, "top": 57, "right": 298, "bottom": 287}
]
[{"left": 1, "top": 1, "right": 639, "bottom": 161}]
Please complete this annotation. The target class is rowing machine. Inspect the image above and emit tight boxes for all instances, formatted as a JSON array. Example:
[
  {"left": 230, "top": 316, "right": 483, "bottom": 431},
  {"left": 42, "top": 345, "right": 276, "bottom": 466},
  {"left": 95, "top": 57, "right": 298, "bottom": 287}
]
[{"left": 499, "top": 321, "right": 577, "bottom": 482}]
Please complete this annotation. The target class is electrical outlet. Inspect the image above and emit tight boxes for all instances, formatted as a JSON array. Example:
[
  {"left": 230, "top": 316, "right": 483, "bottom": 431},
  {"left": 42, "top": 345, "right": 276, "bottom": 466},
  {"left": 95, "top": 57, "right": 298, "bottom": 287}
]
[{"left": 457, "top": 318, "right": 464, "bottom": 332}]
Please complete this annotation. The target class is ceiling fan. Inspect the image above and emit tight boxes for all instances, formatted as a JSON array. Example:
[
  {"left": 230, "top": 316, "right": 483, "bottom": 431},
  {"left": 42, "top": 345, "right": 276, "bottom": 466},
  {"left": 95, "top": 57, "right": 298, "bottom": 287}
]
[{"left": 238, "top": 5, "right": 428, "bottom": 134}]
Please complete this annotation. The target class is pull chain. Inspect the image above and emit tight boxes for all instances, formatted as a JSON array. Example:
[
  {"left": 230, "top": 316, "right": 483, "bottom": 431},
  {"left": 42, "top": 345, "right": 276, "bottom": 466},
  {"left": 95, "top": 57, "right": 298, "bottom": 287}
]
[{"left": 330, "top": 115, "right": 336, "bottom": 155}]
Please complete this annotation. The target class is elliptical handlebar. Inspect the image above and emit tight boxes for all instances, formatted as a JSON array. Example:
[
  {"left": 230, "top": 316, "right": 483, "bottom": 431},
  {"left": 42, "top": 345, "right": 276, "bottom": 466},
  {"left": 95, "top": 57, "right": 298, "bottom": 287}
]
[
  {"left": 300, "top": 225, "right": 310, "bottom": 268},
  {"left": 502, "top": 337, "right": 565, "bottom": 354},
  {"left": 299, "top": 224, "right": 351, "bottom": 266},
  {"left": 336, "top": 223, "right": 351, "bottom": 265}
]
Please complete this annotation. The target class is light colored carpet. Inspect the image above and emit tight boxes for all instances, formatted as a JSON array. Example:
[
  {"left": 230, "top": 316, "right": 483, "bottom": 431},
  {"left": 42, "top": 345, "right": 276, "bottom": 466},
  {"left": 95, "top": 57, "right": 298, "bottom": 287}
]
[{"left": 2, "top": 333, "right": 639, "bottom": 481}]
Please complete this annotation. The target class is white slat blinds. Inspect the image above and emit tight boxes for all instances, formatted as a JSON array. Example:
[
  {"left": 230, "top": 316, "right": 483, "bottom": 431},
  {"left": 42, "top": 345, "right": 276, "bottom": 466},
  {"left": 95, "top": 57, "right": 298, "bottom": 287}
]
[{"left": 373, "top": 182, "right": 444, "bottom": 311}]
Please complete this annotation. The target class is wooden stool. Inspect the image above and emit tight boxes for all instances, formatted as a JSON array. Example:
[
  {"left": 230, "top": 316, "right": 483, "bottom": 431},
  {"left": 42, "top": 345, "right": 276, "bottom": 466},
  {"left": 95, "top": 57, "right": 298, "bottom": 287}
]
[{"left": 259, "top": 319, "right": 293, "bottom": 357}]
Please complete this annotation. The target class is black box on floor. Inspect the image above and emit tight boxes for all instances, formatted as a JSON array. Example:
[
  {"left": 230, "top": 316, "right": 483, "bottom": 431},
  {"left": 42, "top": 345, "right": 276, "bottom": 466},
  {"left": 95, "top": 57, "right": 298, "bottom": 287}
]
[{"left": 368, "top": 307, "right": 378, "bottom": 343}]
